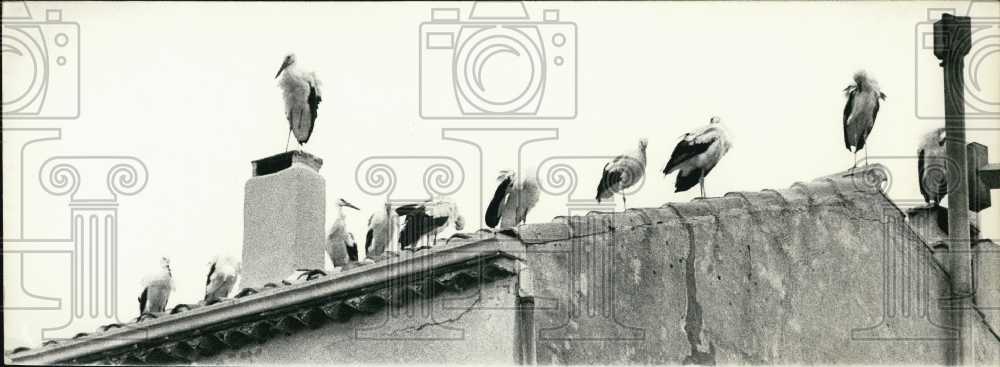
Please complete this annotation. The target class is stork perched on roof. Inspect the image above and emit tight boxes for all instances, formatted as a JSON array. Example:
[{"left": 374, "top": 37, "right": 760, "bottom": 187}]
[
  {"left": 365, "top": 203, "right": 399, "bottom": 257},
  {"left": 918, "top": 127, "right": 948, "bottom": 207},
  {"left": 275, "top": 53, "right": 322, "bottom": 151},
  {"left": 596, "top": 138, "right": 648, "bottom": 210},
  {"left": 327, "top": 198, "right": 360, "bottom": 267},
  {"left": 204, "top": 256, "right": 240, "bottom": 303},
  {"left": 396, "top": 197, "right": 464, "bottom": 249},
  {"left": 486, "top": 170, "right": 540, "bottom": 230},
  {"left": 138, "top": 257, "right": 173, "bottom": 314},
  {"left": 843, "top": 70, "right": 886, "bottom": 169},
  {"left": 663, "top": 116, "right": 732, "bottom": 198}
]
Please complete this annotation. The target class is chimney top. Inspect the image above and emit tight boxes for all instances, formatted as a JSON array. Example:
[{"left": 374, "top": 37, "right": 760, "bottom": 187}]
[{"left": 252, "top": 150, "right": 323, "bottom": 176}]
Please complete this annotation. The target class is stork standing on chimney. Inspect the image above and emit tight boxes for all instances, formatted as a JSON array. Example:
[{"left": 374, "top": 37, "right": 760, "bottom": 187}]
[
  {"left": 275, "top": 53, "right": 323, "bottom": 151},
  {"left": 138, "top": 257, "right": 173, "bottom": 314},
  {"left": 596, "top": 138, "right": 648, "bottom": 210},
  {"left": 663, "top": 116, "right": 732, "bottom": 198},
  {"left": 842, "top": 70, "right": 886, "bottom": 169}
]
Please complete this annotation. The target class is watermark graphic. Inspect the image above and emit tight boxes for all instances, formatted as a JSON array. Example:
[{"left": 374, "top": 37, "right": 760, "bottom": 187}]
[
  {"left": 419, "top": 1, "right": 577, "bottom": 119},
  {"left": 914, "top": 0, "right": 999, "bottom": 120},
  {"left": 2, "top": 140, "right": 149, "bottom": 341},
  {"left": 850, "top": 202, "right": 959, "bottom": 341},
  {"left": 534, "top": 157, "right": 646, "bottom": 341},
  {"left": 2, "top": 1, "right": 80, "bottom": 120}
]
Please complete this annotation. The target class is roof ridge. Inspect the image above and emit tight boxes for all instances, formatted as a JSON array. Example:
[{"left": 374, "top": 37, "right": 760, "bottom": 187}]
[{"left": 520, "top": 166, "right": 891, "bottom": 245}]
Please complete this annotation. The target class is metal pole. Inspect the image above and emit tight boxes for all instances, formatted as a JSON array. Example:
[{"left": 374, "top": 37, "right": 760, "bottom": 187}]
[{"left": 934, "top": 13, "right": 973, "bottom": 365}]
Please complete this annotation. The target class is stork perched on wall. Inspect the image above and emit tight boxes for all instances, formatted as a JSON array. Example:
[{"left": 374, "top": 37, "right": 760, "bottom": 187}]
[
  {"left": 397, "top": 197, "right": 464, "bottom": 249},
  {"left": 842, "top": 70, "right": 886, "bottom": 169},
  {"left": 204, "top": 256, "right": 240, "bottom": 303},
  {"left": 596, "top": 138, "right": 648, "bottom": 210},
  {"left": 275, "top": 53, "right": 322, "bottom": 151},
  {"left": 485, "top": 170, "right": 540, "bottom": 230},
  {"left": 138, "top": 257, "right": 173, "bottom": 314},
  {"left": 365, "top": 204, "right": 399, "bottom": 257},
  {"left": 663, "top": 116, "right": 732, "bottom": 198},
  {"left": 918, "top": 127, "right": 948, "bottom": 207},
  {"left": 327, "top": 198, "right": 360, "bottom": 267}
]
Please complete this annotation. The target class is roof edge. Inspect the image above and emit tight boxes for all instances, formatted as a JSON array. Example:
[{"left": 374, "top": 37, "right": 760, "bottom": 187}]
[{"left": 10, "top": 236, "right": 525, "bottom": 365}]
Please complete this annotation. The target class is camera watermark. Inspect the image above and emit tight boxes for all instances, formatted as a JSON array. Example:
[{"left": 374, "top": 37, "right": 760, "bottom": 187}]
[
  {"left": 419, "top": 1, "right": 577, "bottom": 120},
  {"left": 2, "top": 1, "right": 80, "bottom": 120},
  {"left": 914, "top": 0, "right": 999, "bottom": 120}
]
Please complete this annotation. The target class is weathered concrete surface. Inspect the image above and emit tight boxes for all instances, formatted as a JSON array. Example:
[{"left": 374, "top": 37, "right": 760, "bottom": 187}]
[
  {"left": 975, "top": 240, "right": 1000, "bottom": 335},
  {"left": 243, "top": 160, "right": 327, "bottom": 289},
  {"left": 521, "top": 173, "right": 1000, "bottom": 365},
  {"left": 200, "top": 277, "right": 519, "bottom": 364}
]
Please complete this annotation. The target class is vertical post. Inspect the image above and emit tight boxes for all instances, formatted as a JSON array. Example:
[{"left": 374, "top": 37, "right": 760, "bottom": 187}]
[{"left": 933, "top": 13, "right": 973, "bottom": 365}]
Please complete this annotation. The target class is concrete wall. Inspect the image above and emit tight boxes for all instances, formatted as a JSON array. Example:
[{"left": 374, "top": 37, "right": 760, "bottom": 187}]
[
  {"left": 199, "top": 276, "right": 520, "bottom": 364},
  {"left": 520, "top": 178, "right": 1000, "bottom": 364},
  {"left": 205, "top": 175, "right": 999, "bottom": 365}
]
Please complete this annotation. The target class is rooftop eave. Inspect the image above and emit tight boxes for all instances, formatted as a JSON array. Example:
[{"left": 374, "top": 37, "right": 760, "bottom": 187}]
[{"left": 9, "top": 235, "right": 525, "bottom": 365}]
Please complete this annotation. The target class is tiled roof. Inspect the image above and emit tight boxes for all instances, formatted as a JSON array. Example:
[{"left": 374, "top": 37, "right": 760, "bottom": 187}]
[{"left": 6, "top": 234, "right": 523, "bottom": 365}]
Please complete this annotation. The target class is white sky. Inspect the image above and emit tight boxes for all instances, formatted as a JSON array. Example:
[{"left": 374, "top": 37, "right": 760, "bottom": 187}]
[{"left": 3, "top": 1, "right": 999, "bottom": 349}]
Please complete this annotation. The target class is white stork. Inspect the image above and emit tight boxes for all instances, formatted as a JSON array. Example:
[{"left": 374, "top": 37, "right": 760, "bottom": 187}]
[
  {"left": 662, "top": 116, "right": 732, "bottom": 198},
  {"left": 365, "top": 204, "right": 399, "bottom": 257},
  {"left": 396, "top": 197, "right": 465, "bottom": 249},
  {"left": 596, "top": 138, "right": 648, "bottom": 209},
  {"left": 204, "top": 256, "right": 240, "bottom": 303},
  {"left": 843, "top": 70, "right": 886, "bottom": 168},
  {"left": 485, "top": 170, "right": 540, "bottom": 230},
  {"left": 138, "top": 257, "right": 173, "bottom": 314},
  {"left": 275, "top": 53, "right": 322, "bottom": 151},
  {"left": 327, "top": 198, "right": 360, "bottom": 267},
  {"left": 918, "top": 127, "right": 948, "bottom": 207}
]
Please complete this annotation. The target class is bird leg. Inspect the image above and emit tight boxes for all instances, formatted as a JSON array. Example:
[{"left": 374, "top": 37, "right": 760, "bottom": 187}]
[
  {"left": 699, "top": 175, "right": 706, "bottom": 198},
  {"left": 852, "top": 150, "right": 858, "bottom": 171},
  {"left": 864, "top": 146, "right": 869, "bottom": 168},
  {"left": 622, "top": 193, "right": 628, "bottom": 212},
  {"left": 285, "top": 129, "right": 292, "bottom": 152}
]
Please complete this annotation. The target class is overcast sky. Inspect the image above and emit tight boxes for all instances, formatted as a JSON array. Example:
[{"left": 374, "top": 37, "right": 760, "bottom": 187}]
[{"left": 4, "top": 1, "right": 999, "bottom": 349}]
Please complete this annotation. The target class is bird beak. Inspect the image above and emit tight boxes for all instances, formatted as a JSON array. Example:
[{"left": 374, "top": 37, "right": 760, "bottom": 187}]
[
  {"left": 275, "top": 60, "right": 291, "bottom": 79},
  {"left": 344, "top": 201, "right": 360, "bottom": 211}
]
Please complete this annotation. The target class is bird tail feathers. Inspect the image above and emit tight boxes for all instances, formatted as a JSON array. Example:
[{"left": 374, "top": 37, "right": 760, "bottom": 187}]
[{"left": 674, "top": 169, "right": 701, "bottom": 193}]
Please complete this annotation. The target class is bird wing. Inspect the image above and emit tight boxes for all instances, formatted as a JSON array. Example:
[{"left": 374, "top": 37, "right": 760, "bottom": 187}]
[
  {"left": 365, "top": 229, "right": 375, "bottom": 252},
  {"left": 395, "top": 203, "right": 426, "bottom": 217},
  {"left": 485, "top": 176, "right": 513, "bottom": 228},
  {"left": 843, "top": 88, "right": 856, "bottom": 150},
  {"left": 205, "top": 262, "right": 216, "bottom": 286},
  {"left": 303, "top": 82, "right": 322, "bottom": 144},
  {"left": 871, "top": 96, "right": 881, "bottom": 126},
  {"left": 398, "top": 213, "right": 448, "bottom": 248},
  {"left": 663, "top": 133, "right": 716, "bottom": 175},
  {"left": 516, "top": 178, "right": 540, "bottom": 224},
  {"left": 918, "top": 147, "right": 929, "bottom": 203},
  {"left": 345, "top": 235, "right": 358, "bottom": 261},
  {"left": 596, "top": 162, "right": 620, "bottom": 202},
  {"left": 138, "top": 287, "right": 148, "bottom": 314}
]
